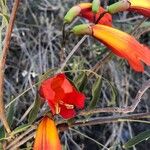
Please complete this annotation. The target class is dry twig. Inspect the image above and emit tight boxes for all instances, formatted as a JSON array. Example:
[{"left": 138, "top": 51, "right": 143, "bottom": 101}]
[
  {"left": 79, "top": 79, "right": 150, "bottom": 116},
  {"left": 0, "top": 0, "right": 20, "bottom": 133}
]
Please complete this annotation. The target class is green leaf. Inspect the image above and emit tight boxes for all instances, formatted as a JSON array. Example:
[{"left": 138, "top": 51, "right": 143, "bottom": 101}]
[
  {"left": 7, "top": 97, "right": 15, "bottom": 126},
  {"left": 123, "top": 130, "right": 150, "bottom": 149},
  {"left": 107, "top": 82, "right": 117, "bottom": 106},
  {"left": 11, "top": 124, "right": 31, "bottom": 135},
  {"left": 89, "top": 77, "right": 102, "bottom": 109},
  {"left": 92, "top": 0, "right": 100, "bottom": 13},
  {"left": 0, "top": 127, "right": 5, "bottom": 141},
  {"left": 140, "top": 21, "right": 150, "bottom": 28},
  {"left": 28, "top": 95, "right": 41, "bottom": 124},
  {"left": 74, "top": 72, "right": 87, "bottom": 91},
  {"left": 0, "top": 143, "right": 3, "bottom": 149}
]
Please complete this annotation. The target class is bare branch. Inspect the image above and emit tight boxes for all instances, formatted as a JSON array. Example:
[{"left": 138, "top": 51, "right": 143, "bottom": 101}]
[
  {"left": 72, "top": 112, "right": 150, "bottom": 127},
  {"left": 79, "top": 79, "right": 150, "bottom": 116},
  {"left": 0, "top": 0, "right": 20, "bottom": 133}
]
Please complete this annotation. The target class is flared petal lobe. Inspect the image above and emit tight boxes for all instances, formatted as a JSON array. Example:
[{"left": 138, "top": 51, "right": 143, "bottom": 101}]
[
  {"left": 64, "top": 3, "right": 112, "bottom": 26},
  {"left": 72, "top": 24, "right": 150, "bottom": 72},
  {"left": 39, "top": 73, "right": 86, "bottom": 119},
  {"left": 33, "top": 116, "right": 62, "bottom": 150},
  {"left": 91, "top": 25, "right": 150, "bottom": 72}
]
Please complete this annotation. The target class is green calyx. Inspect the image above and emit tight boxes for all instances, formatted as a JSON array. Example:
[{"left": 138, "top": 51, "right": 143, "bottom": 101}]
[
  {"left": 64, "top": 6, "right": 81, "bottom": 24},
  {"left": 71, "top": 24, "right": 92, "bottom": 35},
  {"left": 107, "top": 0, "right": 130, "bottom": 14},
  {"left": 92, "top": 0, "right": 100, "bottom": 13}
]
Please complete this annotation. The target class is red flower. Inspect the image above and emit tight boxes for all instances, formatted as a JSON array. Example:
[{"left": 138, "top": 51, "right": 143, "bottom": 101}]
[
  {"left": 33, "top": 116, "right": 62, "bottom": 150},
  {"left": 72, "top": 24, "right": 150, "bottom": 72},
  {"left": 64, "top": 3, "right": 112, "bottom": 26},
  {"left": 39, "top": 73, "right": 85, "bottom": 119},
  {"left": 107, "top": 0, "right": 150, "bottom": 17},
  {"left": 79, "top": 4, "right": 112, "bottom": 26}
]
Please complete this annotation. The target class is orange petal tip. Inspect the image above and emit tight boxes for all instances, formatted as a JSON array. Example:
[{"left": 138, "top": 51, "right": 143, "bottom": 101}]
[{"left": 33, "top": 116, "right": 62, "bottom": 150}]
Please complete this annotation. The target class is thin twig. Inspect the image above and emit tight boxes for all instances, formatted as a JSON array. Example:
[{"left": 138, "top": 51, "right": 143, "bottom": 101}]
[
  {"left": 88, "top": 52, "right": 112, "bottom": 78},
  {"left": 56, "top": 35, "right": 87, "bottom": 73},
  {"left": 135, "top": 27, "right": 150, "bottom": 39},
  {"left": 71, "top": 112, "right": 150, "bottom": 127},
  {"left": 79, "top": 79, "right": 150, "bottom": 116},
  {"left": 6, "top": 112, "right": 150, "bottom": 149},
  {"left": 9, "top": 132, "right": 35, "bottom": 150},
  {"left": 130, "top": 17, "right": 148, "bottom": 36},
  {"left": 6, "top": 125, "right": 36, "bottom": 149},
  {"left": 70, "top": 128, "right": 109, "bottom": 150},
  {"left": 0, "top": 0, "right": 20, "bottom": 133}
]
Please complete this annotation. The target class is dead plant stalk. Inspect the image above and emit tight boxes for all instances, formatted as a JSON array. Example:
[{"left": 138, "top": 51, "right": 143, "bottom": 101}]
[{"left": 0, "top": 0, "right": 20, "bottom": 133}]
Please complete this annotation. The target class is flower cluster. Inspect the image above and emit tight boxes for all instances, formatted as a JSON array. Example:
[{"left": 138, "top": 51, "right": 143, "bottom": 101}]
[
  {"left": 64, "top": 3, "right": 112, "bottom": 26},
  {"left": 34, "top": 1, "right": 150, "bottom": 149},
  {"left": 65, "top": 0, "right": 150, "bottom": 72}
]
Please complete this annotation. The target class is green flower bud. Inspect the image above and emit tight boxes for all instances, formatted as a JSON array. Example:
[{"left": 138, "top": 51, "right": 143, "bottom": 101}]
[
  {"left": 107, "top": 0, "right": 130, "bottom": 14},
  {"left": 71, "top": 24, "right": 92, "bottom": 35},
  {"left": 92, "top": 0, "right": 101, "bottom": 13},
  {"left": 64, "top": 6, "right": 81, "bottom": 24}
]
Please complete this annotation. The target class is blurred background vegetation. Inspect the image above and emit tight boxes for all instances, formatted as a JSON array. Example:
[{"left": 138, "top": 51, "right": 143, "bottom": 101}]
[{"left": 0, "top": 0, "right": 150, "bottom": 149}]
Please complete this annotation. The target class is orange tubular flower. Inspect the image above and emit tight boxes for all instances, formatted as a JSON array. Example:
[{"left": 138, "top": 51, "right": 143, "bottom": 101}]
[
  {"left": 33, "top": 116, "right": 62, "bottom": 150},
  {"left": 107, "top": 0, "right": 150, "bottom": 17},
  {"left": 128, "top": 0, "right": 150, "bottom": 17},
  {"left": 72, "top": 24, "right": 150, "bottom": 72},
  {"left": 39, "top": 73, "right": 85, "bottom": 119},
  {"left": 64, "top": 3, "right": 112, "bottom": 26}
]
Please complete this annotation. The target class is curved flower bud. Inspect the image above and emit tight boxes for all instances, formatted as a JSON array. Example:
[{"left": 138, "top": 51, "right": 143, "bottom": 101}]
[
  {"left": 39, "top": 73, "right": 85, "bottom": 119},
  {"left": 92, "top": 0, "right": 101, "bottom": 13},
  {"left": 107, "top": 0, "right": 130, "bottom": 14},
  {"left": 107, "top": 0, "right": 150, "bottom": 17},
  {"left": 64, "top": 3, "right": 92, "bottom": 23},
  {"left": 64, "top": 3, "right": 112, "bottom": 26},
  {"left": 71, "top": 24, "right": 92, "bottom": 35},
  {"left": 72, "top": 24, "right": 150, "bottom": 72},
  {"left": 33, "top": 116, "right": 62, "bottom": 150}
]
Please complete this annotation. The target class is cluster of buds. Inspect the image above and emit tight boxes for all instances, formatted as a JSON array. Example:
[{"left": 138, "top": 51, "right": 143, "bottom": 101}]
[
  {"left": 64, "top": 0, "right": 150, "bottom": 72},
  {"left": 34, "top": 1, "right": 150, "bottom": 149}
]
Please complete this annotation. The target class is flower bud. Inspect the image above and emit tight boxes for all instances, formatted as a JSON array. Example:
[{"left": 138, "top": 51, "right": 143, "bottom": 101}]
[
  {"left": 64, "top": 5, "right": 81, "bottom": 23},
  {"left": 64, "top": 3, "right": 92, "bottom": 24},
  {"left": 107, "top": 0, "right": 130, "bottom": 14},
  {"left": 92, "top": 0, "right": 101, "bottom": 13},
  {"left": 71, "top": 24, "right": 92, "bottom": 35}
]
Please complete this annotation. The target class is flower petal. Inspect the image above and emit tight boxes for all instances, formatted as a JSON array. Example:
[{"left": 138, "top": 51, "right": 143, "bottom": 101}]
[
  {"left": 80, "top": 6, "right": 112, "bottom": 26},
  {"left": 91, "top": 25, "right": 150, "bottom": 72},
  {"left": 60, "top": 105, "right": 76, "bottom": 119},
  {"left": 39, "top": 73, "right": 86, "bottom": 118},
  {"left": 39, "top": 78, "right": 55, "bottom": 101},
  {"left": 63, "top": 90, "right": 85, "bottom": 109},
  {"left": 107, "top": 0, "right": 150, "bottom": 17},
  {"left": 72, "top": 24, "right": 150, "bottom": 72},
  {"left": 61, "top": 74, "right": 73, "bottom": 93},
  {"left": 64, "top": 3, "right": 112, "bottom": 26},
  {"left": 128, "top": 58, "right": 144, "bottom": 72},
  {"left": 33, "top": 116, "right": 62, "bottom": 150},
  {"left": 129, "top": 0, "right": 150, "bottom": 9},
  {"left": 128, "top": 0, "right": 150, "bottom": 17}
]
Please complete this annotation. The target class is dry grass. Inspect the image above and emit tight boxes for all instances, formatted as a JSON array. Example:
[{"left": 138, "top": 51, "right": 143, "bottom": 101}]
[{"left": 1, "top": 0, "right": 150, "bottom": 149}]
